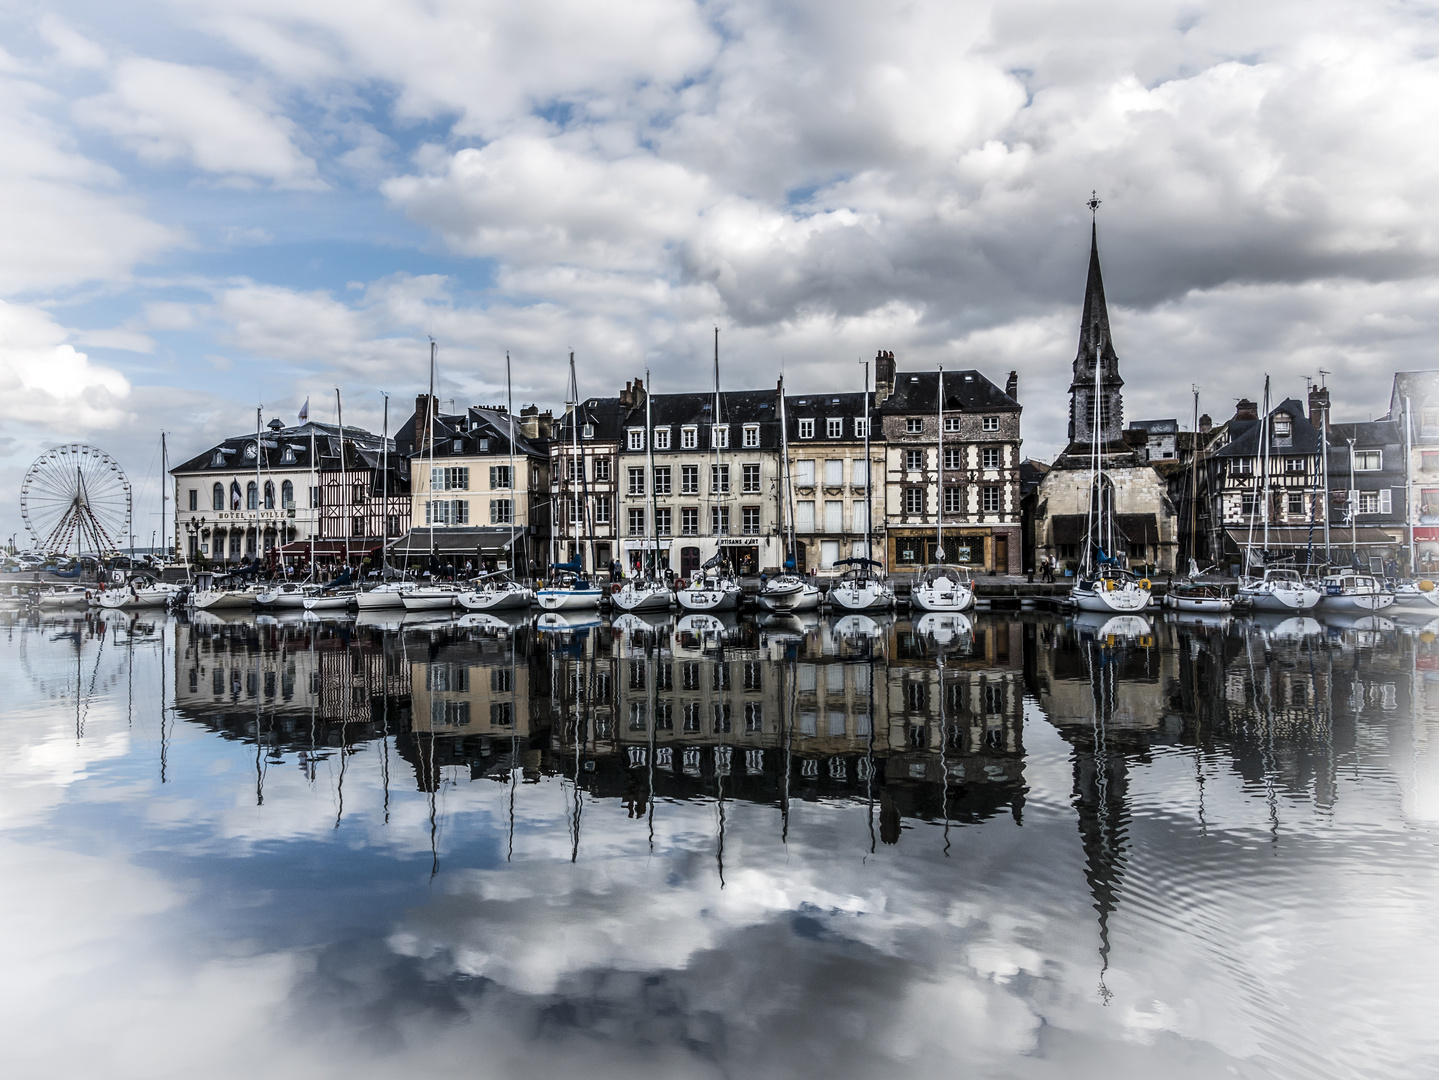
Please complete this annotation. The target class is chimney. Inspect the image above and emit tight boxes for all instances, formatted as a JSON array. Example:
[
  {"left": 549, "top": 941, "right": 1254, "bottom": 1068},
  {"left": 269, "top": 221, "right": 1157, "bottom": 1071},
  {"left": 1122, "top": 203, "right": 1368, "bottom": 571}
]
[
  {"left": 618, "top": 380, "right": 633, "bottom": 410},
  {"left": 1005, "top": 370, "right": 1018, "bottom": 401},
  {"left": 875, "top": 349, "right": 896, "bottom": 404},
  {"left": 520, "top": 404, "right": 540, "bottom": 440},
  {"left": 414, "top": 393, "right": 438, "bottom": 449},
  {"left": 1308, "top": 384, "right": 1331, "bottom": 432},
  {"left": 1234, "top": 398, "right": 1259, "bottom": 423},
  {"left": 1198, "top": 413, "right": 1212, "bottom": 434}
]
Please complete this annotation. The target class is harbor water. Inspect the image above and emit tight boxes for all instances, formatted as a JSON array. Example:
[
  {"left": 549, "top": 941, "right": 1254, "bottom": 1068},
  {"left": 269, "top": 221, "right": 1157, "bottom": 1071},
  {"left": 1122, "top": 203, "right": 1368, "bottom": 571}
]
[{"left": 1, "top": 606, "right": 1437, "bottom": 1079}]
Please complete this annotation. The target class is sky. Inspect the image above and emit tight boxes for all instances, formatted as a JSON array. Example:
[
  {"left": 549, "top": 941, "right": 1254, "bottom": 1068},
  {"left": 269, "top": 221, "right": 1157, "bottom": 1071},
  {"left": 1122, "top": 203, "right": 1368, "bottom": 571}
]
[{"left": 3, "top": 0, "right": 1439, "bottom": 546}]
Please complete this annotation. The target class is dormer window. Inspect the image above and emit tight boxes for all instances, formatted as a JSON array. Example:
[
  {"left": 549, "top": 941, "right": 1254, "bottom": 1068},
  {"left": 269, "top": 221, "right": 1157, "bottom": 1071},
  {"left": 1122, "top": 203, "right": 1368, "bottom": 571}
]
[
  {"left": 798, "top": 419, "right": 815, "bottom": 439},
  {"left": 211, "top": 450, "right": 225, "bottom": 467},
  {"left": 628, "top": 428, "right": 645, "bottom": 451},
  {"left": 281, "top": 446, "right": 296, "bottom": 464},
  {"left": 1272, "top": 414, "right": 1293, "bottom": 447},
  {"left": 854, "top": 418, "right": 868, "bottom": 438},
  {"left": 826, "top": 418, "right": 842, "bottom": 438},
  {"left": 453, "top": 439, "right": 464, "bottom": 452},
  {"left": 654, "top": 427, "right": 670, "bottom": 450},
  {"left": 479, "top": 439, "right": 489, "bottom": 452},
  {"left": 582, "top": 423, "right": 595, "bottom": 440},
  {"left": 711, "top": 424, "right": 729, "bottom": 449},
  {"left": 743, "top": 424, "right": 760, "bottom": 448},
  {"left": 681, "top": 425, "right": 698, "bottom": 449}
]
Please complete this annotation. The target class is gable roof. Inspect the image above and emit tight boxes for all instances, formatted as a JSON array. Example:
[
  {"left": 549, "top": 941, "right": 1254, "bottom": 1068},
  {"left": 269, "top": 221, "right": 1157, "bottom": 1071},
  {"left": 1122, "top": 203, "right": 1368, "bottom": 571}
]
[
  {"left": 1214, "top": 399, "right": 1321, "bottom": 458},
  {"left": 877, "top": 369, "right": 1019, "bottom": 414}
]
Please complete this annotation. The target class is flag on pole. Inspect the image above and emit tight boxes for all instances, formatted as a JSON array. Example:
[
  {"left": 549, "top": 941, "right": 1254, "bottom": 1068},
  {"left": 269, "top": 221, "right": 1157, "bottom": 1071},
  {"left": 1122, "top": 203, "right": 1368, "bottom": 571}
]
[{"left": 299, "top": 397, "right": 309, "bottom": 421}]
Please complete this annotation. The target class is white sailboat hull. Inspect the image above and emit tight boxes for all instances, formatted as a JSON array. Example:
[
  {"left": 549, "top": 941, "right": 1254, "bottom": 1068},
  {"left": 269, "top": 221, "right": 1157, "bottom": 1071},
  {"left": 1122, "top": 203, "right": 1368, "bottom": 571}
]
[
  {"left": 356, "top": 584, "right": 414, "bottom": 610},
  {"left": 401, "top": 588, "right": 459, "bottom": 611},
  {"left": 758, "top": 579, "right": 821, "bottom": 612},
  {"left": 1071, "top": 583, "right": 1151, "bottom": 613},
  {"left": 1239, "top": 583, "right": 1321, "bottom": 612},
  {"left": 610, "top": 583, "right": 672, "bottom": 612},
  {"left": 1318, "top": 592, "right": 1394, "bottom": 614},
  {"left": 192, "top": 589, "right": 255, "bottom": 611},
  {"left": 675, "top": 584, "right": 742, "bottom": 612},
  {"left": 827, "top": 581, "right": 895, "bottom": 612},
  {"left": 910, "top": 579, "right": 976, "bottom": 612},
  {"left": 1166, "top": 594, "right": 1233, "bottom": 614},
  {"left": 536, "top": 588, "right": 602, "bottom": 610},
  {"left": 303, "top": 592, "right": 358, "bottom": 612},
  {"left": 458, "top": 584, "right": 534, "bottom": 612}
]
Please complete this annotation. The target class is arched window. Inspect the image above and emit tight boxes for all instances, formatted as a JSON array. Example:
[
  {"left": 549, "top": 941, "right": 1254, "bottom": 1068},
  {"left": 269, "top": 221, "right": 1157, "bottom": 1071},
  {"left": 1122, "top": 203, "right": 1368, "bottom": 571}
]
[
  {"left": 212, "top": 483, "right": 224, "bottom": 511},
  {"left": 246, "top": 482, "right": 258, "bottom": 510},
  {"left": 281, "top": 480, "right": 294, "bottom": 509},
  {"left": 264, "top": 480, "right": 275, "bottom": 510}
]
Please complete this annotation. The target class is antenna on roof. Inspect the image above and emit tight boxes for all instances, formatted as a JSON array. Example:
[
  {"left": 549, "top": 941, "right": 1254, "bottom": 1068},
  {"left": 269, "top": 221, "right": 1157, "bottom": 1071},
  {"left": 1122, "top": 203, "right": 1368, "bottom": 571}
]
[{"left": 1317, "top": 368, "right": 1330, "bottom": 388}]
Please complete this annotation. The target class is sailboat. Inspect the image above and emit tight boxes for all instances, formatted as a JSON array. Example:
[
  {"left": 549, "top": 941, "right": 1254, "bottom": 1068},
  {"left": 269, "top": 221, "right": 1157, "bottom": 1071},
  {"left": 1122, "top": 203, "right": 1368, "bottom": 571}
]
[
  {"left": 460, "top": 355, "right": 536, "bottom": 613},
  {"left": 910, "top": 367, "right": 976, "bottom": 613},
  {"left": 1166, "top": 388, "right": 1234, "bottom": 614},
  {"left": 1069, "top": 348, "right": 1150, "bottom": 614},
  {"left": 613, "top": 366, "right": 673, "bottom": 613},
  {"left": 359, "top": 390, "right": 417, "bottom": 610},
  {"left": 1237, "top": 378, "right": 1321, "bottom": 613},
  {"left": 829, "top": 359, "right": 895, "bottom": 612},
  {"left": 760, "top": 374, "right": 820, "bottom": 613},
  {"left": 677, "top": 330, "right": 744, "bottom": 614},
  {"left": 304, "top": 390, "right": 361, "bottom": 612},
  {"left": 537, "top": 352, "right": 603, "bottom": 611}
]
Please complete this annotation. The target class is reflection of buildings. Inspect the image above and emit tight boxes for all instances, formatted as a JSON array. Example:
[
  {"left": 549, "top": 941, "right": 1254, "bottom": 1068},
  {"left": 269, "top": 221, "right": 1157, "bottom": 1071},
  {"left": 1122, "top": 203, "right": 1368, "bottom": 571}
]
[{"left": 547, "top": 616, "right": 1028, "bottom": 830}]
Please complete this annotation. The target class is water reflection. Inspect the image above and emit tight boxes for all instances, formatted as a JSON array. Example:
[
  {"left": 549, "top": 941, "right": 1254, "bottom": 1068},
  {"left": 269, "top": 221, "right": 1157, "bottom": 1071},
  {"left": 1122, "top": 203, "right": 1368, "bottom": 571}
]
[{"left": 2, "top": 606, "right": 1438, "bottom": 1079}]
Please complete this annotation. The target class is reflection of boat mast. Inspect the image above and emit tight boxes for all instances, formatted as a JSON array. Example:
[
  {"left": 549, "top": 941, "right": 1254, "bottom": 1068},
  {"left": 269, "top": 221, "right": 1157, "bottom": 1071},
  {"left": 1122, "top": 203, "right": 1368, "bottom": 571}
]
[
  {"left": 381, "top": 636, "right": 391, "bottom": 825},
  {"left": 1078, "top": 632, "right": 1126, "bottom": 1005},
  {"left": 781, "top": 651, "right": 794, "bottom": 843},
  {"left": 570, "top": 633, "right": 590, "bottom": 864},
  {"left": 159, "top": 621, "right": 170, "bottom": 783},
  {"left": 939, "top": 655, "right": 951, "bottom": 857},
  {"left": 254, "top": 650, "right": 265, "bottom": 806},
  {"left": 508, "top": 620, "right": 519, "bottom": 861},
  {"left": 647, "top": 636, "right": 657, "bottom": 851},
  {"left": 865, "top": 627, "right": 877, "bottom": 855}
]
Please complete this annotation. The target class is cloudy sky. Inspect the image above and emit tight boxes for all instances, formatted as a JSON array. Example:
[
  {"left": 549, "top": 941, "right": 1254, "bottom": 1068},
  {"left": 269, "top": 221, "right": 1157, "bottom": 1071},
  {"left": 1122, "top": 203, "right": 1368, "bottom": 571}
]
[{"left": 2, "top": 0, "right": 1437, "bottom": 543}]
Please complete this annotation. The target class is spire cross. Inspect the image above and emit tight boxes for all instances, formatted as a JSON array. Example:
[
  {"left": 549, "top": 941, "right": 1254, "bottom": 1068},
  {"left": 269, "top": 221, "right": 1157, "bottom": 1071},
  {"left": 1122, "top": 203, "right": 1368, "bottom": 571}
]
[{"left": 1087, "top": 190, "right": 1101, "bottom": 216}]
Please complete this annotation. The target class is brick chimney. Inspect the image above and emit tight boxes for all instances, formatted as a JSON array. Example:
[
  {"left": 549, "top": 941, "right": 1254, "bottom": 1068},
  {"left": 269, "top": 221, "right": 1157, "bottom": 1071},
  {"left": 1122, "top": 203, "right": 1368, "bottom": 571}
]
[
  {"left": 414, "top": 393, "right": 438, "bottom": 449},
  {"left": 1234, "top": 398, "right": 1259, "bottom": 423},
  {"left": 1198, "top": 413, "right": 1212, "bottom": 434},
  {"left": 1005, "top": 370, "right": 1018, "bottom": 401},
  {"left": 874, "top": 350, "right": 896, "bottom": 404},
  {"left": 520, "top": 404, "right": 540, "bottom": 440},
  {"left": 1308, "top": 384, "right": 1330, "bottom": 432}
]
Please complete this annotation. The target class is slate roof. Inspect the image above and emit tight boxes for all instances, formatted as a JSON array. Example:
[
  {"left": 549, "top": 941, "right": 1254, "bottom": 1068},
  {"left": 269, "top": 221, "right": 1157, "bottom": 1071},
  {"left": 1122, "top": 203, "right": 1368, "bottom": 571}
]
[
  {"left": 1074, "top": 221, "right": 1120, "bottom": 372},
  {"left": 171, "top": 421, "right": 392, "bottom": 475},
  {"left": 783, "top": 391, "right": 883, "bottom": 441},
  {"left": 877, "top": 370, "right": 1019, "bottom": 414},
  {"left": 1214, "top": 399, "right": 1322, "bottom": 458}
]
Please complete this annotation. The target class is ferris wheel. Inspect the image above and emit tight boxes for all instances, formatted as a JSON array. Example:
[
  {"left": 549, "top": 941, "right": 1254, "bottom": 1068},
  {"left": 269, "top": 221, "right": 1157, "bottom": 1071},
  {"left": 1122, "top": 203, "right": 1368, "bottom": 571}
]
[{"left": 20, "top": 444, "right": 132, "bottom": 556}]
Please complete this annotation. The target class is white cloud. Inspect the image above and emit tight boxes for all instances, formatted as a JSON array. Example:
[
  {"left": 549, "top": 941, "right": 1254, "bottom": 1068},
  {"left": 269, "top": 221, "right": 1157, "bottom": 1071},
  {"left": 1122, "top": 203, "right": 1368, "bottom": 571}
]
[
  {"left": 74, "top": 58, "right": 321, "bottom": 188},
  {"left": 0, "top": 301, "right": 132, "bottom": 430}
]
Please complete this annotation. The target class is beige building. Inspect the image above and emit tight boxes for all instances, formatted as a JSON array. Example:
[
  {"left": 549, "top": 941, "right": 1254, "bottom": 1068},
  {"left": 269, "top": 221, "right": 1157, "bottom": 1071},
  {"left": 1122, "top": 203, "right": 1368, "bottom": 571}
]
[{"left": 784, "top": 388, "right": 886, "bottom": 572}]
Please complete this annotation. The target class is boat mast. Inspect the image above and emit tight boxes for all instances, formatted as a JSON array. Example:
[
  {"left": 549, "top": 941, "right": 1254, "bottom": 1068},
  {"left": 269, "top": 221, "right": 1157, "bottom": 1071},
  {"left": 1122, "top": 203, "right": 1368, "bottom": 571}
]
[
  {"left": 1189, "top": 386, "right": 1199, "bottom": 572},
  {"left": 161, "top": 431, "right": 169, "bottom": 560},
  {"left": 936, "top": 365, "right": 944, "bottom": 563},
  {"left": 381, "top": 392, "right": 389, "bottom": 574},
  {"left": 427, "top": 340, "right": 438, "bottom": 567},
  {"left": 1261, "top": 375, "right": 1272, "bottom": 562},
  {"left": 646, "top": 367, "right": 659, "bottom": 581},
  {"left": 863, "top": 360, "right": 873, "bottom": 567},
  {"left": 336, "top": 388, "right": 349, "bottom": 572},
  {"left": 778, "top": 375, "right": 793, "bottom": 570},
  {"left": 713, "top": 327, "right": 726, "bottom": 565},
  {"left": 506, "top": 352, "right": 519, "bottom": 580},
  {"left": 254, "top": 405, "right": 262, "bottom": 570}
]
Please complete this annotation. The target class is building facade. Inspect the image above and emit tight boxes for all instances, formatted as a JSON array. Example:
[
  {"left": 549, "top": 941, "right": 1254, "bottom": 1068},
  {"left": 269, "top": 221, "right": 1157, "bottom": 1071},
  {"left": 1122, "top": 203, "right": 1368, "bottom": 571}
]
[
  {"left": 1389, "top": 371, "right": 1439, "bottom": 571},
  {"left": 783, "top": 387, "right": 886, "bottom": 572},
  {"left": 875, "top": 354, "right": 1023, "bottom": 574},
  {"left": 549, "top": 392, "right": 623, "bottom": 575}
]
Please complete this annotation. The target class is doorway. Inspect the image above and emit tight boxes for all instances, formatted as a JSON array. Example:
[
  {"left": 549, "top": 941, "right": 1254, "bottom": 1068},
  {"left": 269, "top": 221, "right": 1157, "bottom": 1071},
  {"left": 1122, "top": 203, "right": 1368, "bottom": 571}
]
[{"left": 994, "top": 535, "right": 1008, "bottom": 572}]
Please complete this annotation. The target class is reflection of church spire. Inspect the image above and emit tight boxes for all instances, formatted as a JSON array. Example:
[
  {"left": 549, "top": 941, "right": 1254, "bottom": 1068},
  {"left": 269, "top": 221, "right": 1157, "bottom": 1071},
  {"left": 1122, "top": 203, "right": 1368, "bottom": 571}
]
[{"left": 1068, "top": 200, "right": 1125, "bottom": 449}]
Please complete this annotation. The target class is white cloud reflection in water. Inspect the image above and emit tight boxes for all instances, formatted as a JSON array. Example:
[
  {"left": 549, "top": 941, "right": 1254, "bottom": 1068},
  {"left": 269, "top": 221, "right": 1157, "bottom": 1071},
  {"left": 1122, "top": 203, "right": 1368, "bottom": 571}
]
[{"left": 0, "top": 613, "right": 1436, "bottom": 1079}]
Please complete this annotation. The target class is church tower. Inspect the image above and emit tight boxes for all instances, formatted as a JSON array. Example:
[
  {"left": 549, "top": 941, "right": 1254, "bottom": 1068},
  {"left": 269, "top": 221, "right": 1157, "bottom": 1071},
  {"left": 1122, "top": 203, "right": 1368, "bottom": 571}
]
[{"left": 1067, "top": 202, "right": 1125, "bottom": 451}]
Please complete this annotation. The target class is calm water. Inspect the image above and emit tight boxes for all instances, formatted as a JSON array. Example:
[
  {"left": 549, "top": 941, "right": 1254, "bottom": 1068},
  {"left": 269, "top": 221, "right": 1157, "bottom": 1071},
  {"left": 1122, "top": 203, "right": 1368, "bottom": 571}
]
[{"left": 2, "top": 606, "right": 1437, "bottom": 1079}]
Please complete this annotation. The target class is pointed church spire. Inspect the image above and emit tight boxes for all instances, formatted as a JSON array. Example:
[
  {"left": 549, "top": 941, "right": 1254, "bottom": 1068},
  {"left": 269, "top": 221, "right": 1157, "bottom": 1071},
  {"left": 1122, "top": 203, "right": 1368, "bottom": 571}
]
[
  {"left": 1076, "top": 216, "right": 1119, "bottom": 370},
  {"left": 1066, "top": 197, "right": 1125, "bottom": 451}
]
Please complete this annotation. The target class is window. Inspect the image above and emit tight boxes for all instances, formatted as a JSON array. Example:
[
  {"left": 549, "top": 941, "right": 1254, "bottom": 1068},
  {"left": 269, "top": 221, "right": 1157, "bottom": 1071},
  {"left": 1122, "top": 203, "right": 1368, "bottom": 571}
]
[
  {"left": 743, "top": 424, "right": 760, "bottom": 448},
  {"left": 387, "top": 515, "right": 399, "bottom": 537},
  {"left": 246, "top": 482, "right": 258, "bottom": 510},
  {"left": 656, "top": 507, "right": 672, "bottom": 536},
  {"left": 263, "top": 481, "right": 275, "bottom": 509},
  {"left": 654, "top": 427, "right": 670, "bottom": 450},
  {"left": 594, "top": 495, "right": 611, "bottom": 524},
  {"left": 211, "top": 450, "right": 225, "bottom": 466},
  {"left": 309, "top": 486, "right": 319, "bottom": 509},
  {"left": 982, "top": 447, "right": 1001, "bottom": 469},
  {"left": 1272, "top": 414, "right": 1292, "bottom": 445},
  {"left": 681, "top": 464, "right": 699, "bottom": 494},
  {"left": 795, "top": 459, "right": 815, "bottom": 486},
  {"left": 1287, "top": 492, "right": 1305, "bottom": 514},
  {"left": 853, "top": 459, "right": 868, "bottom": 486},
  {"left": 819, "top": 459, "right": 840, "bottom": 486},
  {"left": 944, "top": 487, "right": 963, "bottom": 514},
  {"left": 212, "top": 483, "right": 224, "bottom": 511},
  {"left": 827, "top": 418, "right": 842, "bottom": 438},
  {"left": 654, "top": 466, "right": 672, "bottom": 495},
  {"left": 452, "top": 439, "right": 465, "bottom": 454},
  {"left": 1285, "top": 458, "right": 1304, "bottom": 473},
  {"left": 628, "top": 428, "right": 645, "bottom": 451},
  {"left": 905, "top": 488, "right": 925, "bottom": 515},
  {"left": 905, "top": 448, "right": 925, "bottom": 471},
  {"left": 426, "top": 499, "right": 469, "bottom": 525},
  {"left": 711, "top": 506, "right": 730, "bottom": 535},
  {"left": 351, "top": 516, "right": 365, "bottom": 537},
  {"left": 681, "top": 507, "right": 699, "bottom": 535},
  {"left": 824, "top": 500, "right": 843, "bottom": 533},
  {"left": 489, "top": 465, "right": 512, "bottom": 489},
  {"left": 1232, "top": 458, "right": 1253, "bottom": 475},
  {"left": 712, "top": 424, "right": 729, "bottom": 449},
  {"left": 743, "top": 506, "right": 761, "bottom": 534},
  {"left": 432, "top": 466, "right": 469, "bottom": 491},
  {"left": 491, "top": 702, "right": 513, "bottom": 727},
  {"left": 582, "top": 423, "right": 595, "bottom": 439},
  {"left": 906, "top": 418, "right": 923, "bottom": 434},
  {"left": 1358, "top": 489, "right": 1392, "bottom": 514},
  {"left": 713, "top": 703, "right": 732, "bottom": 734},
  {"left": 629, "top": 507, "right": 646, "bottom": 536},
  {"left": 943, "top": 448, "right": 962, "bottom": 470},
  {"left": 1241, "top": 492, "right": 1257, "bottom": 517},
  {"left": 711, "top": 464, "right": 730, "bottom": 493},
  {"left": 565, "top": 456, "right": 583, "bottom": 482},
  {"left": 594, "top": 457, "right": 611, "bottom": 481},
  {"left": 490, "top": 499, "right": 513, "bottom": 524},
  {"left": 799, "top": 418, "right": 815, "bottom": 439},
  {"left": 982, "top": 487, "right": 1002, "bottom": 513},
  {"left": 281, "top": 480, "right": 294, "bottom": 509},
  {"left": 1354, "top": 450, "right": 1382, "bottom": 471},
  {"left": 982, "top": 416, "right": 1000, "bottom": 431},
  {"left": 745, "top": 702, "right": 763, "bottom": 733},
  {"left": 944, "top": 416, "right": 961, "bottom": 433},
  {"left": 743, "top": 661, "right": 763, "bottom": 690},
  {"left": 735, "top": 463, "right": 758, "bottom": 492},
  {"left": 188, "top": 489, "right": 198, "bottom": 511},
  {"left": 628, "top": 467, "right": 646, "bottom": 496},
  {"left": 1422, "top": 452, "right": 1439, "bottom": 471},
  {"left": 854, "top": 418, "right": 868, "bottom": 438},
  {"left": 1424, "top": 409, "right": 1439, "bottom": 431},
  {"left": 796, "top": 500, "right": 815, "bottom": 532},
  {"left": 681, "top": 425, "right": 698, "bottom": 449}
]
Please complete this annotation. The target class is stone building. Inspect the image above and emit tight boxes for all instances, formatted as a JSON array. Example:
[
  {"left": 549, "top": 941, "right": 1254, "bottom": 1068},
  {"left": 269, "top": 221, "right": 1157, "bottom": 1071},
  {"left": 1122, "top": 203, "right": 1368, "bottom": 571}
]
[
  {"left": 548, "top": 391, "right": 624, "bottom": 575},
  {"left": 1031, "top": 220, "right": 1179, "bottom": 575},
  {"left": 784, "top": 386, "right": 886, "bottom": 572},
  {"left": 876, "top": 352, "right": 1024, "bottom": 574},
  {"left": 1388, "top": 371, "right": 1439, "bottom": 570},
  {"left": 391, "top": 394, "right": 553, "bottom": 575}
]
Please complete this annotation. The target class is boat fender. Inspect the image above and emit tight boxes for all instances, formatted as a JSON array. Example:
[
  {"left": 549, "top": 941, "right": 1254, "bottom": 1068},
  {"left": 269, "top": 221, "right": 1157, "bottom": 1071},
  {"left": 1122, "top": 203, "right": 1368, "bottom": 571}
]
[
  {"left": 1105, "top": 579, "right": 1116, "bottom": 591},
  {"left": 1139, "top": 578, "right": 1151, "bottom": 590},
  {"left": 1421, "top": 579, "right": 1435, "bottom": 593}
]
